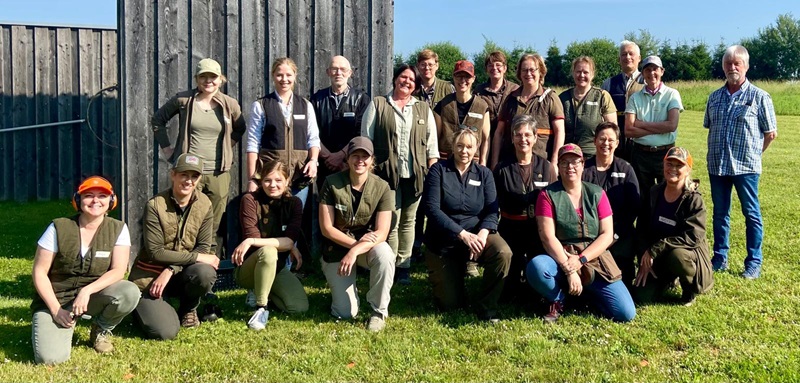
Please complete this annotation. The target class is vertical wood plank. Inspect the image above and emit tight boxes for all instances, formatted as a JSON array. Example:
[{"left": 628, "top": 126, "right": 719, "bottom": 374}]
[
  {"left": 11, "top": 26, "right": 35, "bottom": 201},
  {"left": 211, "top": 0, "right": 226, "bottom": 63},
  {"left": 312, "top": 0, "right": 338, "bottom": 93},
  {"left": 191, "top": 0, "right": 212, "bottom": 63},
  {"left": 371, "top": 0, "right": 393, "bottom": 97},
  {"left": 34, "top": 27, "right": 56, "bottom": 199},
  {"left": 240, "top": 0, "right": 265, "bottom": 104},
  {"left": 56, "top": 27, "right": 76, "bottom": 199},
  {"left": 288, "top": 0, "right": 311, "bottom": 97},
  {"left": 101, "top": 30, "right": 120, "bottom": 188},
  {"left": 342, "top": 0, "right": 368, "bottom": 93},
  {"left": 78, "top": 29, "right": 100, "bottom": 181},
  {"left": 224, "top": 0, "right": 244, "bottom": 193},
  {"left": 0, "top": 26, "right": 10, "bottom": 200},
  {"left": 266, "top": 0, "right": 287, "bottom": 94}
]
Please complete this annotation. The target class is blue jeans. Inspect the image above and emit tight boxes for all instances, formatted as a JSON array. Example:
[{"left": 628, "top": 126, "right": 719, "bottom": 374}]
[
  {"left": 709, "top": 174, "right": 763, "bottom": 269},
  {"left": 526, "top": 255, "right": 636, "bottom": 322}
]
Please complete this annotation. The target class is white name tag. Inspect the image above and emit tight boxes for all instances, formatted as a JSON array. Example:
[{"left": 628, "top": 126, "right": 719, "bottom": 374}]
[
  {"left": 335, "top": 204, "right": 347, "bottom": 212},
  {"left": 343, "top": 112, "right": 356, "bottom": 117},
  {"left": 658, "top": 216, "right": 676, "bottom": 226},
  {"left": 95, "top": 251, "right": 111, "bottom": 258},
  {"left": 293, "top": 114, "right": 306, "bottom": 120},
  {"left": 282, "top": 225, "right": 287, "bottom": 231},
  {"left": 534, "top": 181, "right": 549, "bottom": 187},
  {"left": 586, "top": 101, "right": 599, "bottom": 106},
  {"left": 611, "top": 172, "right": 626, "bottom": 178},
  {"left": 468, "top": 179, "right": 481, "bottom": 186},
  {"left": 467, "top": 112, "right": 483, "bottom": 119},
  {"left": 224, "top": 116, "right": 231, "bottom": 124}
]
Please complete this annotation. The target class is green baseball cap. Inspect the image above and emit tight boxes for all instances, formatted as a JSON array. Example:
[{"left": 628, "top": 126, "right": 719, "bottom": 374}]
[{"left": 196, "top": 58, "right": 222, "bottom": 77}]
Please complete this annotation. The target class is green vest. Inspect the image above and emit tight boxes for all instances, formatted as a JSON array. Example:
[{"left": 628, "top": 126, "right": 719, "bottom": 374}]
[
  {"left": 255, "top": 192, "right": 296, "bottom": 267},
  {"left": 416, "top": 78, "right": 453, "bottom": 107},
  {"left": 560, "top": 87, "right": 606, "bottom": 157},
  {"left": 321, "top": 171, "right": 393, "bottom": 262},
  {"left": 435, "top": 93, "right": 488, "bottom": 156},
  {"left": 372, "top": 96, "right": 430, "bottom": 197},
  {"left": 545, "top": 181, "right": 621, "bottom": 282},
  {"left": 31, "top": 216, "right": 124, "bottom": 311}
]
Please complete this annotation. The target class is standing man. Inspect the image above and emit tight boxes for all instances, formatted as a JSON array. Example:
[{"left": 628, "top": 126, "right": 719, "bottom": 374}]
[
  {"left": 475, "top": 51, "right": 520, "bottom": 162},
  {"left": 704, "top": 45, "right": 777, "bottom": 279},
  {"left": 624, "top": 55, "right": 683, "bottom": 204},
  {"left": 414, "top": 49, "right": 455, "bottom": 108},
  {"left": 602, "top": 40, "right": 645, "bottom": 160},
  {"left": 310, "top": 55, "right": 372, "bottom": 272}
]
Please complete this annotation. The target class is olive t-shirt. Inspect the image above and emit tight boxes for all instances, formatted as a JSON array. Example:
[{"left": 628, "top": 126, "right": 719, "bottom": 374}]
[{"left": 189, "top": 102, "right": 224, "bottom": 173}]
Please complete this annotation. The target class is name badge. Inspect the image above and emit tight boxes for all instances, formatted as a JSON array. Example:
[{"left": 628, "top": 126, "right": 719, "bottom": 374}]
[
  {"left": 658, "top": 216, "right": 676, "bottom": 226},
  {"left": 586, "top": 101, "right": 599, "bottom": 106},
  {"left": 335, "top": 204, "right": 347, "bottom": 212},
  {"left": 611, "top": 172, "right": 626, "bottom": 178},
  {"left": 343, "top": 112, "right": 356, "bottom": 117},
  {"left": 417, "top": 119, "right": 426, "bottom": 125},
  {"left": 467, "top": 112, "right": 483, "bottom": 119},
  {"left": 95, "top": 251, "right": 111, "bottom": 258},
  {"left": 282, "top": 225, "right": 287, "bottom": 231},
  {"left": 468, "top": 179, "right": 481, "bottom": 186},
  {"left": 533, "top": 181, "right": 549, "bottom": 187},
  {"left": 293, "top": 114, "right": 306, "bottom": 120}
]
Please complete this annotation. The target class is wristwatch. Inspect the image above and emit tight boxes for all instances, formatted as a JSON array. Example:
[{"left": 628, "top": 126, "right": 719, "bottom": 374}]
[{"left": 579, "top": 255, "right": 588, "bottom": 265}]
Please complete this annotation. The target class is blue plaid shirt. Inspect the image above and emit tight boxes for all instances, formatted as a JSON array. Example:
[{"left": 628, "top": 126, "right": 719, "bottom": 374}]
[{"left": 704, "top": 80, "right": 777, "bottom": 176}]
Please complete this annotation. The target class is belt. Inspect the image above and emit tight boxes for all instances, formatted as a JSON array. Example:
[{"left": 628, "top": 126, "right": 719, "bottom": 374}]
[
  {"left": 501, "top": 211, "right": 530, "bottom": 221},
  {"left": 632, "top": 142, "right": 674, "bottom": 153}
]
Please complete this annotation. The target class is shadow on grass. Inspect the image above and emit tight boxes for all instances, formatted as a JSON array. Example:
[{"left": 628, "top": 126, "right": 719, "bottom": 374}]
[
  {"left": 0, "top": 306, "right": 35, "bottom": 362},
  {"left": 0, "top": 274, "right": 34, "bottom": 300}
]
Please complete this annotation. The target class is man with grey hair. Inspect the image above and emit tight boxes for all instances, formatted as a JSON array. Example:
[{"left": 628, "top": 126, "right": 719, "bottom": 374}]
[
  {"left": 704, "top": 45, "right": 777, "bottom": 280},
  {"left": 602, "top": 40, "right": 645, "bottom": 160}
]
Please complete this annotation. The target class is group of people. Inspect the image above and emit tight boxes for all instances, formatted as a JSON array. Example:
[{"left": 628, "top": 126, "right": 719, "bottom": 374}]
[{"left": 30, "top": 42, "right": 777, "bottom": 364}]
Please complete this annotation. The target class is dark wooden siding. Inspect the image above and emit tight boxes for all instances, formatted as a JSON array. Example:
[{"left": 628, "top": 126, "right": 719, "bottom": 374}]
[
  {"left": 120, "top": 0, "right": 394, "bottom": 253},
  {"left": 0, "top": 23, "right": 119, "bottom": 201}
]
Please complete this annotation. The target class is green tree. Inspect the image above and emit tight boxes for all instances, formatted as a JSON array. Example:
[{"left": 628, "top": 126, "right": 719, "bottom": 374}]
[
  {"left": 623, "top": 29, "right": 660, "bottom": 58},
  {"left": 659, "top": 41, "right": 711, "bottom": 82},
  {"left": 562, "top": 38, "right": 617, "bottom": 86},
  {"left": 406, "top": 41, "right": 468, "bottom": 82},
  {"left": 544, "top": 41, "right": 566, "bottom": 87},
  {"left": 742, "top": 13, "right": 800, "bottom": 80},
  {"left": 710, "top": 41, "right": 727, "bottom": 80}
]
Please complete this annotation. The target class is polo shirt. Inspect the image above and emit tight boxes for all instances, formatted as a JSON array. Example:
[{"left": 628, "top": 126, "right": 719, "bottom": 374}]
[{"left": 624, "top": 84, "right": 683, "bottom": 147}]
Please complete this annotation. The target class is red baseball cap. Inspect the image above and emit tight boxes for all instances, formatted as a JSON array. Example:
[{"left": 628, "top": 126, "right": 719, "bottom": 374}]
[{"left": 453, "top": 60, "right": 475, "bottom": 77}]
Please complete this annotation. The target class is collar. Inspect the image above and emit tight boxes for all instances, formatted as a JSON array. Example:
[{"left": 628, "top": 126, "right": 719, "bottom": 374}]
[
  {"left": 193, "top": 89, "right": 225, "bottom": 106},
  {"left": 421, "top": 78, "right": 439, "bottom": 94},
  {"left": 386, "top": 92, "right": 419, "bottom": 107},
  {"left": 329, "top": 86, "right": 350, "bottom": 98},
  {"left": 446, "top": 157, "right": 478, "bottom": 174},
  {"left": 273, "top": 91, "right": 295, "bottom": 105},
  {"left": 725, "top": 79, "right": 750, "bottom": 97},
  {"left": 643, "top": 82, "right": 663, "bottom": 96},
  {"left": 168, "top": 189, "right": 198, "bottom": 213}
]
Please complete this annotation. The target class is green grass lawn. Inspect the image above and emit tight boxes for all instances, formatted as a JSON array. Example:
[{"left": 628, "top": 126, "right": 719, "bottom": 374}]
[{"left": 2, "top": 111, "right": 800, "bottom": 382}]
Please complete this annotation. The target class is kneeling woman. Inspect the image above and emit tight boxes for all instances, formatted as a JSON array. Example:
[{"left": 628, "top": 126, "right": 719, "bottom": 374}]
[
  {"left": 31, "top": 176, "right": 140, "bottom": 365},
  {"left": 634, "top": 147, "right": 713, "bottom": 305},
  {"left": 319, "top": 137, "right": 396, "bottom": 332},
  {"left": 231, "top": 160, "right": 309, "bottom": 330},
  {"left": 526, "top": 144, "right": 635, "bottom": 323},
  {"left": 423, "top": 129, "right": 512, "bottom": 322}
]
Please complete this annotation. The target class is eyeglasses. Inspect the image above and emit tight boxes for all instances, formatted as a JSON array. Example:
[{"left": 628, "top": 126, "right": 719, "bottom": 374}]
[
  {"left": 558, "top": 159, "right": 583, "bottom": 168},
  {"left": 459, "top": 124, "right": 478, "bottom": 132},
  {"left": 520, "top": 67, "right": 539, "bottom": 74},
  {"left": 513, "top": 132, "right": 534, "bottom": 139},
  {"left": 328, "top": 67, "right": 349, "bottom": 73},
  {"left": 418, "top": 63, "right": 437, "bottom": 69}
]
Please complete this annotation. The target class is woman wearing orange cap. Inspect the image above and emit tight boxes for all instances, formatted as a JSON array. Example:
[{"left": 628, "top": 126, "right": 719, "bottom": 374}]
[
  {"left": 634, "top": 147, "right": 714, "bottom": 305},
  {"left": 31, "top": 176, "right": 140, "bottom": 365}
]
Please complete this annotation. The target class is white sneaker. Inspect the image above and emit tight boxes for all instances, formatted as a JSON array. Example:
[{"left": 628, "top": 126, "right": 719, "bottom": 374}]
[
  {"left": 245, "top": 290, "right": 256, "bottom": 308},
  {"left": 247, "top": 308, "right": 269, "bottom": 330}
]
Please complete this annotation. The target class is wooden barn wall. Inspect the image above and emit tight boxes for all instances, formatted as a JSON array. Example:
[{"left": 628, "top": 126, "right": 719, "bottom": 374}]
[
  {"left": 0, "top": 23, "right": 119, "bottom": 201},
  {"left": 120, "top": 0, "right": 394, "bottom": 252}
]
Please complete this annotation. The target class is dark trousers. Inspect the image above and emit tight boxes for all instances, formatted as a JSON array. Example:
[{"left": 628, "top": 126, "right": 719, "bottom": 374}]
[
  {"left": 498, "top": 218, "right": 543, "bottom": 300},
  {"left": 631, "top": 146, "right": 670, "bottom": 205},
  {"left": 634, "top": 248, "right": 697, "bottom": 303},
  {"left": 133, "top": 263, "right": 216, "bottom": 340},
  {"left": 424, "top": 233, "right": 512, "bottom": 316},
  {"left": 611, "top": 234, "right": 636, "bottom": 289}
]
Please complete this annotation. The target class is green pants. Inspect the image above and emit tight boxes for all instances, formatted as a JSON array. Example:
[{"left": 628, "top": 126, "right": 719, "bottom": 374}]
[
  {"left": 197, "top": 170, "right": 230, "bottom": 257},
  {"left": 235, "top": 246, "right": 309, "bottom": 314}
]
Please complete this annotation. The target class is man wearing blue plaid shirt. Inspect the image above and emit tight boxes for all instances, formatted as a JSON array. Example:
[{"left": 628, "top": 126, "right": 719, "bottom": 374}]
[{"left": 704, "top": 45, "right": 778, "bottom": 280}]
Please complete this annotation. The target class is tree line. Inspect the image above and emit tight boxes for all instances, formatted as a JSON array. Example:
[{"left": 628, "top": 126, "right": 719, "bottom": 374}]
[{"left": 394, "top": 14, "right": 800, "bottom": 87}]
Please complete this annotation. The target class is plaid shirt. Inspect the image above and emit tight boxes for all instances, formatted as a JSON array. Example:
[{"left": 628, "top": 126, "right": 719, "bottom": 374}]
[{"left": 704, "top": 80, "right": 777, "bottom": 176}]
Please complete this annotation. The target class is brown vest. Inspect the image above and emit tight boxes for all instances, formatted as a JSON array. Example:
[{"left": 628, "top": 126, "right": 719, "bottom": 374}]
[{"left": 434, "top": 93, "right": 488, "bottom": 158}]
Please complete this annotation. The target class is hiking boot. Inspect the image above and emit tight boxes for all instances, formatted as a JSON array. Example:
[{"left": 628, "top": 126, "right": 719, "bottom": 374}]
[
  {"left": 741, "top": 266, "right": 761, "bottom": 280},
  {"left": 465, "top": 261, "right": 480, "bottom": 278},
  {"left": 247, "top": 307, "right": 269, "bottom": 330},
  {"left": 711, "top": 255, "right": 728, "bottom": 272},
  {"left": 245, "top": 290, "right": 256, "bottom": 308},
  {"left": 543, "top": 301, "right": 564, "bottom": 324},
  {"left": 395, "top": 267, "right": 411, "bottom": 286},
  {"left": 366, "top": 313, "right": 386, "bottom": 332},
  {"left": 181, "top": 309, "right": 200, "bottom": 328},
  {"left": 90, "top": 323, "right": 114, "bottom": 354}
]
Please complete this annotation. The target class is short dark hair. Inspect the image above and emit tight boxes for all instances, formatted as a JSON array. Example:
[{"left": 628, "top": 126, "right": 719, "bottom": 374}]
[
  {"left": 484, "top": 51, "right": 508, "bottom": 68},
  {"left": 594, "top": 121, "right": 620, "bottom": 140},
  {"left": 393, "top": 64, "right": 422, "bottom": 92}
]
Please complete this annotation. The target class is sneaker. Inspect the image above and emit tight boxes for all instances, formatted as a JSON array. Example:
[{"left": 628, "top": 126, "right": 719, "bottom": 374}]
[
  {"left": 245, "top": 290, "right": 256, "bottom": 308},
  {"left": 395, "top": 267, "right": 411, "bottom": 286},
  {"left": 180, "top": 309, "right": 200, "bottom": 328},
  {"left": 90, "top": 323, "right": 114, "bottom": 354},
  {"left": 247, "top": 308, "right": 269, "bottom": 330},
  {"left": 711, "top": 255, "right": 728, "bottom": 271},
  {"left": 366, "top": 313, "right": 386, "bottom": 332},
  {"left": 465, "top": 262, "right": 480, "bottom": 278},
  {"left": 543, "top": 301, "right": 564, "bottom": 324},
  {"left": 681, "top": 290, "right": 697, "bottom": 307},
  {"left": 741, "top": 267, "right": 761, "bottom": 280}
]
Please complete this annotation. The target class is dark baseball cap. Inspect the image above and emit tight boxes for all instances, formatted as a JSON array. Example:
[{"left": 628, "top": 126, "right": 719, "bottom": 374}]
[
  {"left": 347, "top": 137, "right": 374, "bottom": 156},
  {"left": 173, "top": 153, "right": 204, "bottom": 174},
  {"left": 664, "top": 146, "right": 693, "bottom": 168}
]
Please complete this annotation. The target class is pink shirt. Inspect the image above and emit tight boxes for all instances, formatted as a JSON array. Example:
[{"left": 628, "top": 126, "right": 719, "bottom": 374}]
[{"left": 535, "top": 189, "right": 613, "bottom": 220}]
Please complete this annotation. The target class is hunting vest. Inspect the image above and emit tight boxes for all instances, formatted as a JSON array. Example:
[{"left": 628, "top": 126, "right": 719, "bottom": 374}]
[
  {"left": 561, "top": 87, "right": 606, "bottom": 156},
  {"left": 372, "top": 96, "right": 430, "bottom": 197},
  {"left": 258, "top": 93, "right": 311, "bottom": 188},
  {"left": 435, "top": 93, "right": 489, "bottom": 157}
]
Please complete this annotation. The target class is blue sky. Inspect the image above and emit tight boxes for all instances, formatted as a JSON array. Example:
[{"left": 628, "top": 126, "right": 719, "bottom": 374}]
[{"left": 1, "top": 0, "right": 796, "bottom": 57}]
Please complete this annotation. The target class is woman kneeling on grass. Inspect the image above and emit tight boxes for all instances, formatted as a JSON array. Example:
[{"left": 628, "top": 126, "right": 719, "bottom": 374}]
[
  {"left": 31, "top": 176, "right": 140, "bottom": 365},
  {"left": 231, "top": 160, "right": 309, "bottom": 330},
  {"left": 634, "top": 147, "right": 714, "bottom": 305},
  {"left": 319, "top": 137, "right": 396, "bottom": 332},
  {"left": 526, "top": 144, "right": 635, "bottom": 323}
]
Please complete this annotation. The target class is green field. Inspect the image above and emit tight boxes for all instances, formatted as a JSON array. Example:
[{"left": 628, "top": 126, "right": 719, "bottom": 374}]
[{"left": 1, "top": 111, "right": 799, "bottom": 382}]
